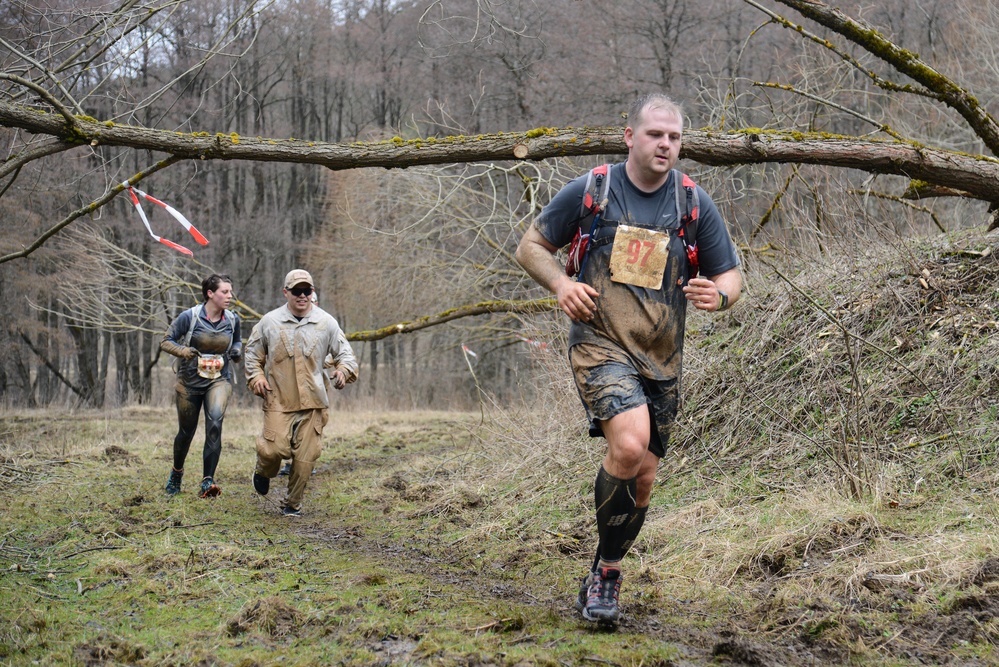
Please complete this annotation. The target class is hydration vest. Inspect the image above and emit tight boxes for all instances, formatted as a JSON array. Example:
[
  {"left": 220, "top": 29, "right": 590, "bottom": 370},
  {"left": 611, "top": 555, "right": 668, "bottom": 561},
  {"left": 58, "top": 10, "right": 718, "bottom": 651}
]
[{"left": 564, "top": 165, "right": 701, "bottom": 280}]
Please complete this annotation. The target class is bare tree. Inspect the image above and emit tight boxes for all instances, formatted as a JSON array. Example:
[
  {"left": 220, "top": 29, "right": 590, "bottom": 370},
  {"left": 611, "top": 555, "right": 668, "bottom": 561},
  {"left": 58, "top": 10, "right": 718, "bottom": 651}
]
[{"left": 4, "top": 0, "right": 999, "bottom": 407}]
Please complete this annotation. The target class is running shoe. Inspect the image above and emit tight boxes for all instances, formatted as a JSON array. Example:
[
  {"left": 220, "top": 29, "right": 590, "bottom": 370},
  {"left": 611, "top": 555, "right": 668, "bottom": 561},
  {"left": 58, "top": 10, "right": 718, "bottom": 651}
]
[
  {"left": 165, "top": 468, "right": 183, "bottom": 495},
  {"left": 281, "top": 505, "right": 302, "bottom": 517},
  {"left": 581, "top": 567, "right": 622, "bottom": 624},
  {"left": 278, "top": 462, "right": 292, "bottom": 476},
  {"left": 199, "top": 477, "right": 221, "bottom": 498}
]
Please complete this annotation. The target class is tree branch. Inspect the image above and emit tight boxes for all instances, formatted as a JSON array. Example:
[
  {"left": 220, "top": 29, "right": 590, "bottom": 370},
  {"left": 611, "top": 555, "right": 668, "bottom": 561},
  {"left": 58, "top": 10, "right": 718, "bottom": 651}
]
[
  {"left": 0, "top": 74, "right": 79, "bottom": 126},
  {"left": 3, "top": 103, "right": 998, "bottom": 205},
  {"left": 770, "top": 0, "right": 999, "bottom": 156},
  {"left": 741, "top": 0, "right": 940, "bottom": 100},
  {"left": 848, "top": 189, "right": 946, "bottom": 234},
  {"left": 346, "top": 298, "right": 557, "bottom": 341},
  {"left": 753, "top": 81, "right": 905, "bottom": 141},
  {"left": 0, "top": 138, "right": 79, "bottom": 181},
  {"left": 0, "top": 155, "right": 183, "bottom": 264},
  {"left": 19, "top": 332, "right": 85, "bottom": 399}
]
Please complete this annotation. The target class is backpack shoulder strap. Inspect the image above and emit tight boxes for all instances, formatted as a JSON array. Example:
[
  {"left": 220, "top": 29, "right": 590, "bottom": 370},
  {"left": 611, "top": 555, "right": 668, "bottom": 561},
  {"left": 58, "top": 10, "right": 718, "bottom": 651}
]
[
  {"left": 182, "top": 304, "right": 204, "bottom": 347},
  {"left": 675, "top": 170, "right": 699, "bottom": 240},
  {"left": 222, "top": 309, "right": 236, "bottom": 353},
  {"left": 566, "top": 164, "right": 613, "bottom": 279},
  {"left": 580, "top": 163, "right": 611, "bottom": 218},
  {"left": 675, "top": 170, "right": 701, "bottom": 279}
]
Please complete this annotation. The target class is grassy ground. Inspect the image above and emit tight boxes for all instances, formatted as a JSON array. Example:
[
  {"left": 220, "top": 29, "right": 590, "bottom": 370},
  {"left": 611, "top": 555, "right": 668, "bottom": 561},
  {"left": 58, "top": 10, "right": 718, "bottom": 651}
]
[
  {"left": 0, "top": 407, "right": 706, "bottom": 666},
  {"left": 1, "top": 403, "right": 998, "bottom": 666},
  {"left": 3, "top": 230, "right": 999, "bottom": 666}
]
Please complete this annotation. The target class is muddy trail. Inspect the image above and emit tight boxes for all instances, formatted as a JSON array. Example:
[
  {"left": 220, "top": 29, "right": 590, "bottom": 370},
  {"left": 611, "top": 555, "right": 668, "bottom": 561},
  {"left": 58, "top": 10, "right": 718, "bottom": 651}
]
[
  {"left": 280, "top": 441, "right": 798, "bottom": 666},
  {"left": 1, "top": 409, "right": 998, "bottom": 666},
  {"left": 272, "top": 419, "right": 998, "bottom": 667}
]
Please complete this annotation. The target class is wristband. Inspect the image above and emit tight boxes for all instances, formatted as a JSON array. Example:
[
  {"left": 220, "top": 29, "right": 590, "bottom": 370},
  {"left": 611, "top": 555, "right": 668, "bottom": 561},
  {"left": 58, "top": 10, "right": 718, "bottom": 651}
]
[{"left": 718, "top": 290, "right": 729, "bottom": 311}]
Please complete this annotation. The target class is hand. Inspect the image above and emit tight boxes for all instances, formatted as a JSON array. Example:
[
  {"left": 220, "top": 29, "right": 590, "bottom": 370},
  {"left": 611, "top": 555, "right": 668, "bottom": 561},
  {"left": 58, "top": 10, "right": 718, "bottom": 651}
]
[
  {"left": 682, "top": 277, "right": 722, "bottom": 312},
  {"left": 330, "top": 370, "right": 346, "bottom": 390},
  {"left": 181, "top": 346, "right": 199, "bottom": 360},
  {"left": 554, "top": 278, "right": 600, "bottom": 322},
  {"left": 228, "top": 350, "right": 242, "bottom": 363},
  {"left": 250, "top": 375, "right": 271, "bottom": 397}
]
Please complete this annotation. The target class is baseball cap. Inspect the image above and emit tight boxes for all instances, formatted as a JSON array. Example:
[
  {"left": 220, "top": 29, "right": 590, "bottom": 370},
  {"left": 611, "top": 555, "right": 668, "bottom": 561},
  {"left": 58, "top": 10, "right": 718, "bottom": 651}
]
[{"left": 283, "top": 269, "right": 314, "bottom": 289}]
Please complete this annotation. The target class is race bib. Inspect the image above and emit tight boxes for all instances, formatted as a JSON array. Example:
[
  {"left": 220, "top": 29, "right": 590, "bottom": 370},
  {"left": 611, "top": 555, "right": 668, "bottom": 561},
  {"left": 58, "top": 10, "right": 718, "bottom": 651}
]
[
  {"left": 197, "top": 354, "right": 225, "bottom": 380},
  {"left": 608, "top": 225, "right": 670, "bottom": 289}
]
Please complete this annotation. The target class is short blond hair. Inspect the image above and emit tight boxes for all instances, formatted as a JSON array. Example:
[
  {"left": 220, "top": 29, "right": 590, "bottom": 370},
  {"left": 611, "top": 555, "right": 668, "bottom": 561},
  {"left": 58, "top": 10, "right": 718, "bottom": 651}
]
[{"left": 627, "top": 93, "right": 684, "bottom": 130}]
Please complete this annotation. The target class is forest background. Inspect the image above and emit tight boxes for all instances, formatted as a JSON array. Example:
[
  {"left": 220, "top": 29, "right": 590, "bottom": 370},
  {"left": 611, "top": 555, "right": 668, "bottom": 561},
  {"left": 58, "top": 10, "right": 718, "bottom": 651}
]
[{"left": 0, "top": 0, "right": 996, "bottom": 410}]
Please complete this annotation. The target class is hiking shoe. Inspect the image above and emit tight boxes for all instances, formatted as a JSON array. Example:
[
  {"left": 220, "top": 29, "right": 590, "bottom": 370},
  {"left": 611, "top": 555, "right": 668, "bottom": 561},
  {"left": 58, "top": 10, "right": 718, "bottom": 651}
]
[
  {"left": 281, "top": 505, "right": 302, "bottom": 517},
  {"left": 165, "top": 468, "right": 184, "bottom": 495},
  {"left": 278, "top": 462, "right": 292, "bottom": 476},
  {"left": 252, "top": 472, "right": 270, "bottom": 496},
  {"left": 199, "top": 477, "right": 221, "bottom": 498},
  {"left": 575, "top": 571, "right": 595, "bottom": 611},
  {"left": 581, "top": 567, "right": 622, "bottom": 624}
]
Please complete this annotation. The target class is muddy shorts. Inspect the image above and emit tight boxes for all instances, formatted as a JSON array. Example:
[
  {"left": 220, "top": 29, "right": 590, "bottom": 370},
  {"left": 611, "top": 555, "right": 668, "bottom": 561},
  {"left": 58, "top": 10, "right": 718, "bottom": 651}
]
[{"left": 569, "top": 340, "right": 679, "bottom": 458}]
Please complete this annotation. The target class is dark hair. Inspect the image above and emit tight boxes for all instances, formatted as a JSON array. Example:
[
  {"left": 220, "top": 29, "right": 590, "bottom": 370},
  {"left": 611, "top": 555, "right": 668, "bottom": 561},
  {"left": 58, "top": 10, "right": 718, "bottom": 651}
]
[
  {"left": 202, "top": 273, "right": 233, "bottom": 300},
  {"left": 627, "top": 93, "right": 684, "bottom": 130}
]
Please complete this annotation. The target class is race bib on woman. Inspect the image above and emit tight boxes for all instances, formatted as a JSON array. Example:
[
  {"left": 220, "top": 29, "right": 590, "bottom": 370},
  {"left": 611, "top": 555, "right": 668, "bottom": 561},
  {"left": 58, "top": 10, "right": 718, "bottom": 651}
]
[
  {"left": 608, "top": 225, "right": 670, "bottom": 289},
  {"left": 197, "top": 354, "right": 225, "bottom": 380}
]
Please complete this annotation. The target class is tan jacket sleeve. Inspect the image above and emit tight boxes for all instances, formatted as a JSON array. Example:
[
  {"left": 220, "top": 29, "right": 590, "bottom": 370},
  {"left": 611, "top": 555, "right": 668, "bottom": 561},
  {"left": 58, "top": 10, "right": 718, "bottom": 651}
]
[{"left": 243, "top": 319, "right": 268, "bottom": 389}]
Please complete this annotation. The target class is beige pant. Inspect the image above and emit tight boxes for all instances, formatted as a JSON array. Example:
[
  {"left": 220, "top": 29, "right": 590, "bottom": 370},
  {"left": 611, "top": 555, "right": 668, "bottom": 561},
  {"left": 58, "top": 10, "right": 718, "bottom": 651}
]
[{"left": 255, "top": 408, "right": 328, "bottom": 510}]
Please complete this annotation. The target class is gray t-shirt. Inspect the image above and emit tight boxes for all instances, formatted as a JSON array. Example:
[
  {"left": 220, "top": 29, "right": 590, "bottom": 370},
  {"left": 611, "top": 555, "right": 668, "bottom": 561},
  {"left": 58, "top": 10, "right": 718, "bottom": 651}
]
[{"left": 535, "top": 162, "right": 739, "bottom": 380}]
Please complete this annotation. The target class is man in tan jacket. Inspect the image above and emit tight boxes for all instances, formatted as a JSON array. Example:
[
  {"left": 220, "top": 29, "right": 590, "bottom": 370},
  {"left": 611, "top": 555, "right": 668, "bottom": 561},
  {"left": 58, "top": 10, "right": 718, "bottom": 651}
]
[{"left": 244, "top": 269, "right": 358, "bottom": 516}]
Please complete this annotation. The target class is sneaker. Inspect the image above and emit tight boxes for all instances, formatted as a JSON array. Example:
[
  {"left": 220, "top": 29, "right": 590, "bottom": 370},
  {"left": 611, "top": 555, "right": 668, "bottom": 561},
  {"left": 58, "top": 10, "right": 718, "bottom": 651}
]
[
  {"left": 278, "top": 462, "right": 292, "bottom": 476},
  {"left": 581, "top": 567, "right": 622, "bottom": 624},
  {"left": 199, "top": 477, "right": 221, "bottom": 498},
  {"left": 252, "top": 472, "right": 270, "bottom": 496},
  {"left": 281, "top": 505, "right": 302, "bottom": 517},
  {"left": 165, "top": 468, "right": 183, "bottom": 495}
]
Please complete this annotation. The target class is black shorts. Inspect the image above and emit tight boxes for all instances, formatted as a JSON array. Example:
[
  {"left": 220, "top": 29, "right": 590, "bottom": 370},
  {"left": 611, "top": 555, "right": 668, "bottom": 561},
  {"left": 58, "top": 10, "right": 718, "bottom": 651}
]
[{"left": 569, "top": 340, "right": 679, "bottom": 458}]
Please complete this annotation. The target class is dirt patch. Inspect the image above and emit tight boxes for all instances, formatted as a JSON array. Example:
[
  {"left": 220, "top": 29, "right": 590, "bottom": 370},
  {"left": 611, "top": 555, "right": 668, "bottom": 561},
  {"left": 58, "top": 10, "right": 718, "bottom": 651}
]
[
  {"left": 226, "top": 596, "right": 304, "bottom": 638},
  {"left": 367, "top": 635, "right": 419, "bottom": 664},
  {"left": 712, "top": 633, "right": 794, "bottom": 667},
  {"left": 969, "top": 557, "right": 999, "bottom": 587},
  {"left": 101, "top": 445, "right": 141, "bottom": 465},
  {"left": 72, "top": 635, "right": 145, "bottom": 665}
]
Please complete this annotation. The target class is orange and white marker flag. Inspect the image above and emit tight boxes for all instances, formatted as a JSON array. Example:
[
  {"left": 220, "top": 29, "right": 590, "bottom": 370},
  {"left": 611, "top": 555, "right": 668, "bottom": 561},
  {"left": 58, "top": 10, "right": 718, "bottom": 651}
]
[
  {"left": 519, "top": 336, "right": 548, "bottom": 350},
  {"left": 124, "top": 182, "right": 208, "bottom": 256}
]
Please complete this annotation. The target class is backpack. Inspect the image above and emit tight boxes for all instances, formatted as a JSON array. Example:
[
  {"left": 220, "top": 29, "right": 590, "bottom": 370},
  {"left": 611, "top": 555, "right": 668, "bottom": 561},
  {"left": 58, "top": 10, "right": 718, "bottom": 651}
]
[{"left": 564, "top": 165, "right": 701, "bottom": 280}]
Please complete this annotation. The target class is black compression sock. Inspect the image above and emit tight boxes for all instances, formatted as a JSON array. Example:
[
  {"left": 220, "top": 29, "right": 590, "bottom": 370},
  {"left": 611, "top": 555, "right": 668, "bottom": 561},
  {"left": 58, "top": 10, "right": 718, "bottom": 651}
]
[
  {"left": 591, "top": 503, "right": 649, "bottom": 572},
  {"left": 593, "top": 466, "right": 637, "bottom": 563}
]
